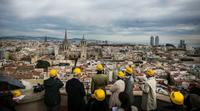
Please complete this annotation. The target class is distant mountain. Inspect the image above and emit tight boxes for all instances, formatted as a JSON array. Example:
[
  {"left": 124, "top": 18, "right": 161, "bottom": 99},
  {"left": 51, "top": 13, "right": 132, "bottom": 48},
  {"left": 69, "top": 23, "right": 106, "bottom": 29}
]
[
  {"left": 0, "top": 36, "right": 62, "bottom": 41},
  {"left": 0, "top": 35, "right": 113, "bottom": 44}
]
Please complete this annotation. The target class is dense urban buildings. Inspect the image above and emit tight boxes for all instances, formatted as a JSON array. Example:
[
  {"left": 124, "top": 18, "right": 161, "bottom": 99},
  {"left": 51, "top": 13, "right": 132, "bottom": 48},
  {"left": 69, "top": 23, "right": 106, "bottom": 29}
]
[{"left": 0, "top": 30, "right": 200, "bottom": 110}]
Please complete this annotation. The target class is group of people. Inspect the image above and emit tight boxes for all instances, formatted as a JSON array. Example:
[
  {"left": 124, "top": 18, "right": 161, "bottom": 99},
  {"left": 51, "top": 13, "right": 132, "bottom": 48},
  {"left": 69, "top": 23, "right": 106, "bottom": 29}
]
[
  {"left": 43, "top": 63, "right": 159, "bottom": 111},
  {"left": 1, "top": 63, "right": 199, "bottom": 111}
]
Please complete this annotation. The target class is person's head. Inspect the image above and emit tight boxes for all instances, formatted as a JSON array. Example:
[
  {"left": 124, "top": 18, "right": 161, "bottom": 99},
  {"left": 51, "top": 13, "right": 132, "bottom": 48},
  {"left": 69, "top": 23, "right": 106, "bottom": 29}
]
[
  {"left": 93, "top": 88, "right": 105, "bottom": 101},
  {"left": 96, "top": 64, "right": 104, "bottom": 74},
  {"left": 119, "top": 92, "right": 132, "bottom": 111},
  {"left": 49, "top": 69, "right": 58, "bottom": 78},
  {"left": 73, "top": 67, "right": 81, "bottom": 78},
  {"left": 170, "top": 91, "right": 184, "bottom": 106},
  {"left": 117, "top": 71, "right": 125, "bottom": 80},
  {"left": 12, "top": 89, "right": 21, "bottom": 97},
  {"left": 145, "top": 69, "right": 155, "bottom": 78},
  {"left": 125, "top": 66, "right": 133, "bottom": 76}
]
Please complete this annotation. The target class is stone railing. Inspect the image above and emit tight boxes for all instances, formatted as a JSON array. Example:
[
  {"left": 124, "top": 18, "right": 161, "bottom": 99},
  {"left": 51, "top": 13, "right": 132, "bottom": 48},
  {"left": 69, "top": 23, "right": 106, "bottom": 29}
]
[{"left": 15, "top": 89, "right": 170, "bottom": 111}]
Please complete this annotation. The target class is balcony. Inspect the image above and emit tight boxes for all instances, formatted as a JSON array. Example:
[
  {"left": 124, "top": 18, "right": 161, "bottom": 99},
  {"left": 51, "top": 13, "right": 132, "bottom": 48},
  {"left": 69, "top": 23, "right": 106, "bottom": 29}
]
[{"left": 15, "top": 89, "right": 172, "bottom": 111}]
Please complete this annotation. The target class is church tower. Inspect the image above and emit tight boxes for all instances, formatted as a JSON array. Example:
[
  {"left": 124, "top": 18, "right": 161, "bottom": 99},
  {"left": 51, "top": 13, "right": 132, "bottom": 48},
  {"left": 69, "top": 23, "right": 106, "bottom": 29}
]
[
  {"left": 80, "top": 34, "right": 87, "bottom": 60},
  {"left": 59, "top": 29, "right": 71, "bottom": 59},
  {"left": 62, "top": 29, "right": 69, "bottom": 51}
]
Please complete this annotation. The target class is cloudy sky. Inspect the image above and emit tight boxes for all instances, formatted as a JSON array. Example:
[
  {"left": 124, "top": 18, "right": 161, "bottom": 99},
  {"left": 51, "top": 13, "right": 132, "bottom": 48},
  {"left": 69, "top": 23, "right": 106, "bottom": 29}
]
[{"left": 0, "top": 0, "right": 200, "bottom": 44}]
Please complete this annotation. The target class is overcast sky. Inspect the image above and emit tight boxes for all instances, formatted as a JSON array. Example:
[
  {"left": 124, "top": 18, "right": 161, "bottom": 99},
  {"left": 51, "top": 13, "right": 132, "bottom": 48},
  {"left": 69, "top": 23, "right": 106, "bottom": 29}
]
[{"left": 0, "top": 0, "right": 200, "bottom": 44}]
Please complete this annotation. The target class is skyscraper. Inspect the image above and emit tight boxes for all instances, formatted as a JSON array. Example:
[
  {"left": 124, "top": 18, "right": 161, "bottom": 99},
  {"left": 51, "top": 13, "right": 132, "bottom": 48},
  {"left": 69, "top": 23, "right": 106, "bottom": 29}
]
[
  {"left": 179, "top": 40, "right": 186, "bottom": 49},
  {"left": 150, "top": 36, "right": 154, "bottom": 46},
  {"left": 155, "top": 36, "right": 159, "bottom": 46}
]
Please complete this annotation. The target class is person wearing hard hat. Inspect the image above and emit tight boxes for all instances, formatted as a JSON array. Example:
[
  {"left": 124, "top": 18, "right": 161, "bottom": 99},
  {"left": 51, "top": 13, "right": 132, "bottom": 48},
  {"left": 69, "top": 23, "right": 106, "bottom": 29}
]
[
  {"left": 140, "top": 69, "right": 157, "bottom": 111},
  {"left": 124, "top": 66, "right": 135, "bottom": 105},
  {"left": 44, "top": 69, "right": 64, "bottom": 111},
  {"left": 164, "top": 91, "right": 187, "bottom": 111},
  {"left": 0, "top": 87, "right": 20, "bottom": 111},
  {"left": 91, "top": 64, "right": 108, "bottom": 93},
  {"left": 184, "top": 91, "right": 200, "bottom": 111},
  {"left": 12, "top": 90, "right": 21, "bottom": 98},
  {"left": 12, "top": 89, "right": 22, "bottom": 103},
  {"left": 65, "top": 67, "right": 86, "bottom": 111},
  {"left": 85, "top": 88, "right": 109, "bottom": 111},
  {"left": 109, "top": 71, "right": 125, "bottom": 108}
]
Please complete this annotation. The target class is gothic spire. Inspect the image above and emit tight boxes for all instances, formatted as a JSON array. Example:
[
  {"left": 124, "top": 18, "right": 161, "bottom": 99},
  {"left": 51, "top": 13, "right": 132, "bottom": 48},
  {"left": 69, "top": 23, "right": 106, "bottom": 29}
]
[
  {"left": 65, "top": 29, "right": 67, "bottom": 40},
  {"left": 82, "top": 34, "right": 85, "bottom": 40}
]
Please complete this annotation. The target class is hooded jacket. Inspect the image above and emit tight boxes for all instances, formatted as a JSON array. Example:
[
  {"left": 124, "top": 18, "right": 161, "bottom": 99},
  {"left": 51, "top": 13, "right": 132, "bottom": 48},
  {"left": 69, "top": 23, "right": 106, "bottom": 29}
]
[{"left": 44, "top": 77, "right": 63, "bottom": 106}]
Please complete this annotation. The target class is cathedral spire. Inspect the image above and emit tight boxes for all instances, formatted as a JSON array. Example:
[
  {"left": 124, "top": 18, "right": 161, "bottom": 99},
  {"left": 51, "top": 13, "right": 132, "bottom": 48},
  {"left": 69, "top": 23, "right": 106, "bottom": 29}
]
[
  {"left": 63, "top": 29, "right": 69, "bottom": 51},
  {"left": 82, "top": 34, "right": 85, "bottom": 40},
  {"left": 65, "top": 29, "right": 67, "bottom": 40}
]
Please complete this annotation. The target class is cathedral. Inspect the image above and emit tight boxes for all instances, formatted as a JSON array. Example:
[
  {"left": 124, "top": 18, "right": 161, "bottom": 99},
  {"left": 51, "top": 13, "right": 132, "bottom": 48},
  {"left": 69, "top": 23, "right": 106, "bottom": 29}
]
[{"left": 59, "top": 29, "right": 87, "bottom": 60}]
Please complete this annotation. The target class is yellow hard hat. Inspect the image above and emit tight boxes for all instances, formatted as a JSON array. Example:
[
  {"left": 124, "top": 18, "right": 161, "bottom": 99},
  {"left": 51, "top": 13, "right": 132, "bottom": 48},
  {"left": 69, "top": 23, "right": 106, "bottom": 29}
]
[
  {"left": 49, "top": 69, "right": 58, "bottom": 77},
  {"left": 94, "top": 89, "right": 105, "bottom": 101},
  {"left": 73, "top": 67, "right": 81, "bottom": 75},
  {"left": 12, "top": 90, "right": 21, "bottom": 97},
  {"left": 96, "top": 64, "right": 103, "bottom": 71},
  {"left": 117, "top": 71, "right": 125, "bottom": 79},
  {"left": 125, "top": 67, "right": 133, "bottom": 74},
  {"left": 170, "top": 91, "right": 184, "bottom": 105},
  {"left": 146, "top": 69, "right": 155, "bottom": 76}
]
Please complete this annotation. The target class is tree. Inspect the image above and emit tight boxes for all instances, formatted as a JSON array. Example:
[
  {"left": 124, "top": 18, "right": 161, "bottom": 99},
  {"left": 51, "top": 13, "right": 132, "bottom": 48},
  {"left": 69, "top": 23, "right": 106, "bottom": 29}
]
[{"left": 36, "top": 60, "right": 50, "bottom": 72}]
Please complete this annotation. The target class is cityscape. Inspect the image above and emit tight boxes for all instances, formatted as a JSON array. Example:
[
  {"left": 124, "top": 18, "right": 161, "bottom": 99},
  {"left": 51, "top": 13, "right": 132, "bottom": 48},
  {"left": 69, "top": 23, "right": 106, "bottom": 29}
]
[{"left": 0, "top": 0, "right": 200, "bottom": 111}]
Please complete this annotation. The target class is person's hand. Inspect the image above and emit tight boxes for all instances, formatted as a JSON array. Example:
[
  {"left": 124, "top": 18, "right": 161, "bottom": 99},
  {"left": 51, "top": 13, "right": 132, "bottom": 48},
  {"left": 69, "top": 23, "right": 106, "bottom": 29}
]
[{"left": 13, "top": 98, "right": 20, "bottom": 103}]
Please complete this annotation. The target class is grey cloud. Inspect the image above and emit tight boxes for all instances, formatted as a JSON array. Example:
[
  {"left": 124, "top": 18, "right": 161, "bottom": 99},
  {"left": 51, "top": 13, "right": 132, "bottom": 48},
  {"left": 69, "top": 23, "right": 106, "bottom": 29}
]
[{"left": 0, "top": 0, "right": 200, "bottom": 44}]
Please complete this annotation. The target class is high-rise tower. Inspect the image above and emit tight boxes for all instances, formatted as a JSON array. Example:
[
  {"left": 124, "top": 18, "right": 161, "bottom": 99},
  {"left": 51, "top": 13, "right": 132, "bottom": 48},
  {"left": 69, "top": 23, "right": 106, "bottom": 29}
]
[
  {"left": 155, "top": 36, "right": 159, "bottom": 46},
  {"left": 150, "top": 36, "right": 154, "bottom": 46}
]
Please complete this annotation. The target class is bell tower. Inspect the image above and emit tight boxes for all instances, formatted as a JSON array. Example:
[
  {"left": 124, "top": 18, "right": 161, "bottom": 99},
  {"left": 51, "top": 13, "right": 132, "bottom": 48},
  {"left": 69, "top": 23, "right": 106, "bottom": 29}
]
[{"left": 80, "top": 34, "right": 87, "bottom": 60}]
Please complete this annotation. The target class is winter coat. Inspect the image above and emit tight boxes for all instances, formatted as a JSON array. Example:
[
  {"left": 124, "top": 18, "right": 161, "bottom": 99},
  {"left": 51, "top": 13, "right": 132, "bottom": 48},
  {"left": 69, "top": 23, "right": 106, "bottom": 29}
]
[
  {"left": 185, "top": 94, "right": 200, "bottom": 111},
  {"left": 91, "top": 74, "right": 108, "bottom": 93},
  {"left": 85, "top": 98, "right": 109, "bottom": 111},
  {"left": 65, "top": 78, "right": 86, "bottom": 111},
  {"left": 164, "top": 104, "right": 187, "bottom": 111},
  {"left": 124, "top": 76, "right": 134, "bottom": 104},
  {"left": 0, "top": 91, "right": 16, "bottom": 111},
  {"left": 141, "top": 77, "right": 157, "bottom": 111},
  {"left": 109, "top": 79, "right": 125, "bottom": 108},
  {"left": 44, "top": 77, "right": 64, "bottom": 106},
  {"left": 117, "top": 106, "right": 138, "bottom": 111}
]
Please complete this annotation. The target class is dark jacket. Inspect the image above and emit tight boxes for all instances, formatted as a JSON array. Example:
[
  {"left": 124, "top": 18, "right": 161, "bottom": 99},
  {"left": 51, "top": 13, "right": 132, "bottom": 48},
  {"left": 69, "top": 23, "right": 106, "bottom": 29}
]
[
  {"left": 0, "top": 91, "right": 16, "bottom": 111},
  {"left": 85, "top": 98, "right": 109, "bottom": 111},
  {"left": 185, "top": 94, "right": 200, "bottom": 111},
  {"left": 164, "top": 105, "right": 187, "bottom": 111},
  {"left": 44, "top": 77, "right": 64, "bottom": 106},
  {"left": 66, "top": 78, "right": 86, "bottom": 111}
]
